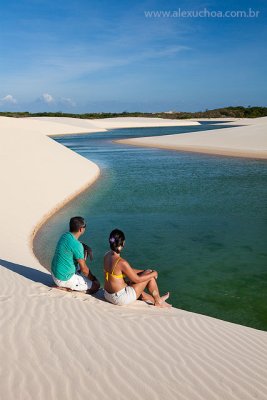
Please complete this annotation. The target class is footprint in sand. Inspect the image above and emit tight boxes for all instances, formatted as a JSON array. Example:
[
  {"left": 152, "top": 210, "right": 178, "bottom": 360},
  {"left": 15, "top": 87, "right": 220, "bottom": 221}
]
[{"left": 27, "top": 286, "right": 69, "bottom": 298}]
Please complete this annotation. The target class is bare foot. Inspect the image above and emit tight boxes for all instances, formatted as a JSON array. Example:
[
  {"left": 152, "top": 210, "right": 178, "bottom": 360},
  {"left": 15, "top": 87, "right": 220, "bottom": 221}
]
[
  {"left": 155, "top": 300, "right": 172, "bottom": 308},
  {"left": 154, "top": 293, "right": 171, "bottom": 308},
  {"left": 160, "top": 292, "right": 170, "bottom": 303}
]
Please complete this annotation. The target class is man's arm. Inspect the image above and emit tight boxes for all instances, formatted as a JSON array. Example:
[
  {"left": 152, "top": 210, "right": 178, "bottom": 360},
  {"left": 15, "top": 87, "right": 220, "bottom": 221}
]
[{"left": 77, "top": 259, "right": 97, "bottom": 281}]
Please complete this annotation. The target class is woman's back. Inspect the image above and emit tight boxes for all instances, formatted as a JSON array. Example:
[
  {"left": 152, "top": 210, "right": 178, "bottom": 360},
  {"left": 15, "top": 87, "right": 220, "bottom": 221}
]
[
  {"left": 103, "top": 229, "right": 171, "bottom": 307},
  {"left": 104, "top": 251, "right": 127, "bottom": 294}
]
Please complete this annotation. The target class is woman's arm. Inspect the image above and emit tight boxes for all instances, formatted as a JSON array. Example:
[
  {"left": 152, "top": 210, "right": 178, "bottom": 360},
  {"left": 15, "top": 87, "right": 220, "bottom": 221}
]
[
  {"left": 121, "top": 260, "right": 157, "bottom": 283},
  {"left": 124, "top": 269, "right": 153, "bottom": 284},
  {"left": 132, "top": 268, "right": 153, "bottom": 274}
]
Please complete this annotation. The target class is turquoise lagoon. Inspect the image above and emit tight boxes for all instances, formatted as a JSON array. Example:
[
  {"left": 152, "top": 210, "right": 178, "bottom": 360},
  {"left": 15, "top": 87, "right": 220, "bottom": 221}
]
[{"left": 34, "top": 123, "right": 267, "bottom": 331}]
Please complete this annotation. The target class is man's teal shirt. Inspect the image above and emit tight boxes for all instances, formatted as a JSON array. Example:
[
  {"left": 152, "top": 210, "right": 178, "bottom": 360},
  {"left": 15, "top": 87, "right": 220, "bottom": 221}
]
[{"left": 51, "top": 232, "right": 84, "bottom": 281}]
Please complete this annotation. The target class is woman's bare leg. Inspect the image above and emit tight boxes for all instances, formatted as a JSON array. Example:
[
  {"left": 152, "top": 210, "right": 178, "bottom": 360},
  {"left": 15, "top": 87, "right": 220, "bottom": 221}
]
[
  {"left": 136, "top": 270, "right": 155, "bottom": 303},
  {"left": 131, "top": 280, "right": 151, "bottom": 299},
  {"left": 145, "top": 278, "right": 170, "bottom": 307},
  {"left": 139, "top": 291, "right": 154, "bottom": 303},
  {"left": 131, "top": 278, "right": 171, "bottom": 307},
  {"left": 139, "top": 291, "right": 170, "bottom": 304},
  {"left": 129, "top": 270, "right": 154, "bottom": 303}
]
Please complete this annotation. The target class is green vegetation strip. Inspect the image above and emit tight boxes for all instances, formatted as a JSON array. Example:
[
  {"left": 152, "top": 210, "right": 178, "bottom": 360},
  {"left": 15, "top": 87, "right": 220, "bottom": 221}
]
[{"left": 1, "top": 106, "right": 267, "bottom": 119}]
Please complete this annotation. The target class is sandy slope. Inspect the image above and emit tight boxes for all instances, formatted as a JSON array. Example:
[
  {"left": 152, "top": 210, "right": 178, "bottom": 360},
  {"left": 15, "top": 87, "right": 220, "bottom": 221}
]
[
  {"left": 0, "top": 116, "right": 267, "bottom": 400},
  {"left": 30, "top": 116, "right": 200, "bottom": 134},
  {"left": 118, "top": 117, "right": 267, "bottom": 159}
]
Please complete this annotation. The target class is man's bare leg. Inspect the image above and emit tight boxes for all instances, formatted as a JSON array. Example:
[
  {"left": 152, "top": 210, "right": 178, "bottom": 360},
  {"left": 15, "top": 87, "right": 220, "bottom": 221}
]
[{"left": 87, "top": 280, "right": 100, "bottom": 294}]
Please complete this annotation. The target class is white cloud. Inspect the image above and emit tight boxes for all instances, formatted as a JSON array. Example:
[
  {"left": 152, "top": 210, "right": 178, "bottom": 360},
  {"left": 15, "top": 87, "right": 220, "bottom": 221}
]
[
  {"left": 60, "top": 97, "right": 76, "bottom": 107},
  {"left": 31, "top": 93, "right": 77, "bottom": 111},
  {"left": 40, "top": 93, "right": 55, "bottom": 104},
  {"left": 0, "top": 94, "right": 17, "bottom": 104}
]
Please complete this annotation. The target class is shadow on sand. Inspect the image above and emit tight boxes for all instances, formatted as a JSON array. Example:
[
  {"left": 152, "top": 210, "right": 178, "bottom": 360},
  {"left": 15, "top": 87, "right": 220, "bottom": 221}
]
[
  {"left": 0, "top": 258, "right": 54, "bottom": 286},
  {"left": 0, "top": 258, "right": 106, "bottom": 301}
]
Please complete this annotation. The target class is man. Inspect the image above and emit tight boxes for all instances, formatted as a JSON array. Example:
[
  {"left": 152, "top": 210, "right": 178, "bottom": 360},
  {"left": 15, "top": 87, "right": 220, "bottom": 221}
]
[{"left": 51, "top": 216, "right": 100, "bottom": 294}]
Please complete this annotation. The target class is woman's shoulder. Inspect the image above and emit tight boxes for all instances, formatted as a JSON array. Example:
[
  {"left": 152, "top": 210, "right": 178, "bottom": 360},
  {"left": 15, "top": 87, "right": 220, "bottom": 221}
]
[
  {"left": 117, "top": 257, "right": 130, "bottom": 269},
  {"left": 104, "top": 250, "right": 111, "bottom": 258}
]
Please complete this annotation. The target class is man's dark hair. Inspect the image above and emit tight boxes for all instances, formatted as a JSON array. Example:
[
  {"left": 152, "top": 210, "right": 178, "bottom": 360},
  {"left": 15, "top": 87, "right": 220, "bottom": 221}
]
[{"left": 69, "top": 216, "right": 86, "bottom": 232}]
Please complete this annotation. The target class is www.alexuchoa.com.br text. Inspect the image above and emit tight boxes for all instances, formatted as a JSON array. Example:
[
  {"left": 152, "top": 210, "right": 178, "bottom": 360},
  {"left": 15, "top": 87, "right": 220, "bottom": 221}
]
[{"left": 144, "top": 8, "right": 260, "bottom": 19}]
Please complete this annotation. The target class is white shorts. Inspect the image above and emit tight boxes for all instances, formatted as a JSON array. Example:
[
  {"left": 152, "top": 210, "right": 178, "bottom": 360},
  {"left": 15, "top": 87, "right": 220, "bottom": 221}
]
[
  {"left": 52, "top": 273, "right": 93, "bottom": 291},
  {"left": 104, "top": 286, "right": 137, "bottom": 306}
]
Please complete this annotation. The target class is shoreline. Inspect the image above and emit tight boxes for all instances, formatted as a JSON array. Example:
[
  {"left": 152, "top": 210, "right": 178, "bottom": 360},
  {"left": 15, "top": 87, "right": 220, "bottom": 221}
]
[
  {"left": 30, "top": 176, "right": 100, "bottom": 258},
  {"left": 118, "top": 141, "right": 267, "bottom": 160},
  {"left": 117, "top": 117, "right": 267, "bottom": 160},
  {"left": 1, "top": 116, "right": 267, "bottom": 400}
]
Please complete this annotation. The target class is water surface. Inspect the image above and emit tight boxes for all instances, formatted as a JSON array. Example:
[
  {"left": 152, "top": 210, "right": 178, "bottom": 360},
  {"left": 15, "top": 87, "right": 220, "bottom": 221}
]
[{"left": 34, "top": 123, "right": 267, "bottom": 330}]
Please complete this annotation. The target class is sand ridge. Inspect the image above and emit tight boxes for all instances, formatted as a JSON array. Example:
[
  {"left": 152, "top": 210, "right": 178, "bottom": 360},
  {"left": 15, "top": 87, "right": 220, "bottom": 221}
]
[
  {"left": 0, "top": 116, "right": 267, "bottom": 400},
  {"left": 118, "top": 117, "right": 267, "bottom": 159},
  {"left": 30, "top": 115, "right": 200, "bottom": 135}
]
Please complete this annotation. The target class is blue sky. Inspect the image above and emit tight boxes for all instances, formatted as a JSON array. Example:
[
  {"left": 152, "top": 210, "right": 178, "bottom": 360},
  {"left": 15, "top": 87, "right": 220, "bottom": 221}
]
[{"left": 0, "top": 0, "right": 266, "bottom": 112}]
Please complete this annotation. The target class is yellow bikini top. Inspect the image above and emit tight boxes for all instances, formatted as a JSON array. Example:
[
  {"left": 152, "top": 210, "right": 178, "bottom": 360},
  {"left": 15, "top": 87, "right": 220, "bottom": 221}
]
[{"left": 105, "top": 257, "right": 126, "bottom": 281}]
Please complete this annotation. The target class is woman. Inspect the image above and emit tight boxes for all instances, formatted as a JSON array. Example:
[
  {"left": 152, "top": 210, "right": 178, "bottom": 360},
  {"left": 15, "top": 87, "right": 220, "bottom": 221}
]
[{"left": 104, "top": 229, "right": 171, "bottom": 307}]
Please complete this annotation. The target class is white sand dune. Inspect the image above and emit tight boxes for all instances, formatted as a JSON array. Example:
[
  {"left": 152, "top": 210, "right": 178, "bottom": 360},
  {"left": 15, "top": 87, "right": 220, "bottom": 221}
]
[
  {"left": 118, "top": 117, "right": 267, "bottom": 159},
  {"left": 30, "top": 115, "right": 200, "bottom": 134},
  {"left": 0, "top": 116, "right": 267, "bottom": 400}
]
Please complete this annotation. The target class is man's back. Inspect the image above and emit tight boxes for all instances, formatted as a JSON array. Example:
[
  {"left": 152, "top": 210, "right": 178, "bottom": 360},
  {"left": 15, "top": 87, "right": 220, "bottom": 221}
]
[{"left": 51, "top": 232, "right": 84, "bottom": 281}]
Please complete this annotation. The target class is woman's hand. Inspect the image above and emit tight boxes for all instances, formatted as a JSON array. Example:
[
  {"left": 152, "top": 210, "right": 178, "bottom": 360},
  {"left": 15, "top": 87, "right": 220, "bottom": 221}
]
[
  {"left": 144, "top": 269, "right": 153, "bottom": 274},
  {"left": 143, "top": 269, "right": 158, "bottom": 279}
]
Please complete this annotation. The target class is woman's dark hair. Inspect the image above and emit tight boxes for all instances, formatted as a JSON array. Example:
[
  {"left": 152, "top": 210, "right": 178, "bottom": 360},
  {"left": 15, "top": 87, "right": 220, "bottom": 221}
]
[{"left": 109, "top": 229, "right": 125, "bottom": 253}]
